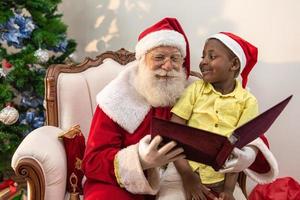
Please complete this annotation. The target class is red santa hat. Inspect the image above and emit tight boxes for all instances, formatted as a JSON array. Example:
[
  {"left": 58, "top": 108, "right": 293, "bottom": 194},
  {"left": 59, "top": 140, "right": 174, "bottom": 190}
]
[
  {"left": 135, "top": 17, "right": 190, "bottom": 77},
  {"left": 208, "top": 32, "right": 258, "bottom": 88}
]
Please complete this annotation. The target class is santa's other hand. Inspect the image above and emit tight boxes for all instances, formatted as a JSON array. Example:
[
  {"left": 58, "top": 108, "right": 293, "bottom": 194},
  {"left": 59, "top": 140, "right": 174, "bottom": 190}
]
[{"left": 219, "top": 146, "right": 258, "bottom": 173}]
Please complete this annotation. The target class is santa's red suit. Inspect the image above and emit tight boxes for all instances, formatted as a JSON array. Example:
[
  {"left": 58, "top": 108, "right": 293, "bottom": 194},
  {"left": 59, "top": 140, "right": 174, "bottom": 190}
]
[{"left": 82, "top": 63, "right": 278, "bottom": 200}]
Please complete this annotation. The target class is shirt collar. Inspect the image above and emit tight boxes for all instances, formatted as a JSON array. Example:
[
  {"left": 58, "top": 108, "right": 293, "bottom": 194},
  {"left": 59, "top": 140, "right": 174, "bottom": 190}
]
[{"left": 203, "top": 80, "right": 244, "bottom": 99}]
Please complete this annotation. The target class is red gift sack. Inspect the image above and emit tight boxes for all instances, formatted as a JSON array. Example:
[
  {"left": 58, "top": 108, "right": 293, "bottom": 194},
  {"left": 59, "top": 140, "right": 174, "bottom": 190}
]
[{"left": 249, "top": 177, "right": 300, "bottom": 200}]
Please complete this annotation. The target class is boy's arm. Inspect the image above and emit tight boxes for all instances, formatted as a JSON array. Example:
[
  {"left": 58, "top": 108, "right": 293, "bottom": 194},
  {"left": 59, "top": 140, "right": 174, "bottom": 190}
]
[
  {"left": 174, "top": 157, "right": 193, "bottom": 177},
  {"left": 218, "top": 173, "right": 239, "bottom": 200},
  {"left": 170, "top": 113, "right": 186, "bottom": 125},
  {"left": 224, "top": 173, "right": 239, "bottom": 194},
  {"left": 173, "top": 150, "right": 218, "bottom": 200},
  {"left": 171, "top": 114, "right": 218, "bottom": 200},
  {"left": 170, "top": 114, "right": 191, "bottom": 177}
]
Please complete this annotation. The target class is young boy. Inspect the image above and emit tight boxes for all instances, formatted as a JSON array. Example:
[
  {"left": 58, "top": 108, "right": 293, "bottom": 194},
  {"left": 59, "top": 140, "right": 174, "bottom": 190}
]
[{"left": 171, "top": 32, "right": 259, "bottom": 200}]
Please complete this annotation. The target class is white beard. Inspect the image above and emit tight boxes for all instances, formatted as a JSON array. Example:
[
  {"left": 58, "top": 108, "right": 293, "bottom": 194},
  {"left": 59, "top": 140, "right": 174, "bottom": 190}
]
[{"left": 133, "top": 58, "right": 187, "bottom": 107}]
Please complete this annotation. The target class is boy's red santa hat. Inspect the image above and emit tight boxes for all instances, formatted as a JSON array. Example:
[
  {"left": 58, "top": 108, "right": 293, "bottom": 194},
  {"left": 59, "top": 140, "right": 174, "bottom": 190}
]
[
  {"left": 135, "top": 17, "right": 190, "bottom": 77},
  {"left": 208, "top": 32, "right": 258, "bottom": 88}
]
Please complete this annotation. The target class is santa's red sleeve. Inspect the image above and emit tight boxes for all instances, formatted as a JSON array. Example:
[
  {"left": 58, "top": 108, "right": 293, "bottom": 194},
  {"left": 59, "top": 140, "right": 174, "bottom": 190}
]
[
  {"left": 82, "top": 107, "right": 159, "bottom": 195},
  {"left": 245, "top": 134, "right": 278, "bottom": 183}
]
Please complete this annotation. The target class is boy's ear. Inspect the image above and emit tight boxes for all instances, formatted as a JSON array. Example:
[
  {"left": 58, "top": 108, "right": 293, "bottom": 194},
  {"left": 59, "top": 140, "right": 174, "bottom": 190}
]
[{"left": 231, "top": 57, "right": 240, "bottom": 71}]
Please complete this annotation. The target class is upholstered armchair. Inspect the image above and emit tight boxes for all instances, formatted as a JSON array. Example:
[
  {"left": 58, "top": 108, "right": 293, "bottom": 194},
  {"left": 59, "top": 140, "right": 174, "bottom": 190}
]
[{"left": 11, "top": 49, "right": 247, "bottom": 200}]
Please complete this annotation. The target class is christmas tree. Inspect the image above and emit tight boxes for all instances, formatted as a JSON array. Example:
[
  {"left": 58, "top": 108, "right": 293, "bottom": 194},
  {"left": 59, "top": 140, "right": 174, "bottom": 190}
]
[{"left": 0, "top": 0, "right": 76, "bottom": 179}]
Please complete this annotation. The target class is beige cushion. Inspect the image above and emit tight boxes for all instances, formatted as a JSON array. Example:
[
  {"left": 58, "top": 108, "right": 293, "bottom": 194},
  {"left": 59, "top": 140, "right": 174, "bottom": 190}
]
[{"left": 57, "top": 58, "right": 126, "bottom": 138}]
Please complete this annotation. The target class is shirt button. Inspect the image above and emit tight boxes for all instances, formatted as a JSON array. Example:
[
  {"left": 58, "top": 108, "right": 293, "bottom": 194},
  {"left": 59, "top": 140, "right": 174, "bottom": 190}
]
[
  {"left": 215, "top": 124, "right": 218, "bottom": 128},
  {"left": 216, "top": 110, "right": 218, "bottom": 114}
]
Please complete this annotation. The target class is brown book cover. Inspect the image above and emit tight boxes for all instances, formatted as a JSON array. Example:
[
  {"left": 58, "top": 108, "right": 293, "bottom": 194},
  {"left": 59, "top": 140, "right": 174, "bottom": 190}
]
[{"left": 151, "top": 95, "right": 292, "bottom": 171}]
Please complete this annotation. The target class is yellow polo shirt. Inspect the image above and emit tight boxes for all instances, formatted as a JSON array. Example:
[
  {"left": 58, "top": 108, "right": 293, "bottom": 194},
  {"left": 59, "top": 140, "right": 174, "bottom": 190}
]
[{"left": 171, "top": 79, "right": 258, "bottom": 184}]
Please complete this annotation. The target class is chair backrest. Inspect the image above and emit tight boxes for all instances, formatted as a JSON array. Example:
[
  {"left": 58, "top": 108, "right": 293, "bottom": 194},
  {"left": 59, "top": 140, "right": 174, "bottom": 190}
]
[{"left": 44, "top": 48, "right": 135, "bottom": 138}]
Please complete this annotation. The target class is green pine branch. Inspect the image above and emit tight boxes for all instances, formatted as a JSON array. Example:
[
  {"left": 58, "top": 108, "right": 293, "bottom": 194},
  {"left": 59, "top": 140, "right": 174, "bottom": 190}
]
[
  {"left": 0, "top": 0, "right": 77, "bottom": 176},
  {"left": 0, "top": 123, "right": 28, "bottom": 172},
  {"left": 0, "top": 83, "right": 14, "bottom": 108}
]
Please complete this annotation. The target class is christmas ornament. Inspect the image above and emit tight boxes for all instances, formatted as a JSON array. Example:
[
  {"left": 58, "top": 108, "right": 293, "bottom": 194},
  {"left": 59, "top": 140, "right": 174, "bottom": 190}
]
[
  {"left": 0, "top": 105, "right": 19, "bottom": 125},
  {"left": 1, "top": 59, "right": 13, "bottom": 77},
  {"left": 69, "top": 53, "right": 78, "bottom": 61},
  {"left": 64, "top": 53, "right": 77, "bottom": 65},
  {"left": 0, "top": 68, "right": 6, "bottom": 77},
  {"left": 1, "top": 59, "right": 12, "bottom": 69},
  {"left": 29, "top": 64, "right": 46, "bottom": 74},
  {"left": 34, "top": 48, "right": 49, "bottom": 63}
]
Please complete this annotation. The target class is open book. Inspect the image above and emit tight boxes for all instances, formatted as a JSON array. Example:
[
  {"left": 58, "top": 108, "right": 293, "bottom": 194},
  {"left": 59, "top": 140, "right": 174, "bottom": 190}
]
[{"left": 150, "top": 95, "right": 292, "bottom": 171}]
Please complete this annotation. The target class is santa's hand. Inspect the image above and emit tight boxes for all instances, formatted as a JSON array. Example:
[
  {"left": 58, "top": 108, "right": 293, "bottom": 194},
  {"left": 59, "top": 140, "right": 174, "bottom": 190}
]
[
  {"left": 219, "top": 146, "right": 258, "bottom": 173},
  {"left": 138, "top": 135, "right": 185, "bottom": 170}
]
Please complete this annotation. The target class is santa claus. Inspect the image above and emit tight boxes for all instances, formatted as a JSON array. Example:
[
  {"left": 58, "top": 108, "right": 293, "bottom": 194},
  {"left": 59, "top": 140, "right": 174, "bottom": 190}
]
[{"left": 82, "top": 17, "right": 278, "bottom": 200}]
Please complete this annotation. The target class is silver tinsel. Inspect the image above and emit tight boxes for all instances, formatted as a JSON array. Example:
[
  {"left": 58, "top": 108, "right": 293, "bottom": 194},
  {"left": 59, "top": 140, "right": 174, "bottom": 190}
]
[{"left": 34, "top": 48, "right": 49, "bottom": 63}]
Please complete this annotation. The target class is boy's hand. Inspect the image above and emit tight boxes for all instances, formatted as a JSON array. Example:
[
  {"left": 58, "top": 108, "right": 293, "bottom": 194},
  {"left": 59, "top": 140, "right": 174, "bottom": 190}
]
[
  {"left": 181, "top": 172, "right": 218, "bottom": 200},
  {"left": 218, "top": 191, "right": 235, "bottom": 200}
]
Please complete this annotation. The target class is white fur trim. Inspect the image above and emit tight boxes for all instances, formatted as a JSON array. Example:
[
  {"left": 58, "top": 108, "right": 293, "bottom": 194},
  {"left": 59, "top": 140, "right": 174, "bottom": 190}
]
[
  {"left": 115, "top": 144, "right": 160, "bottom": 194},
  {"left": 244, "top": 138, "right": 279, "bottom": 184},
  {"left": 135, "top": 30, "right": 186, "bottom": 60},
  {"left": 209, "top": 33, "right": 246, "bottom": 71},
  {"left": 156, "top": 164, "right": 185, "bottom": 200},
  {"left": 96, "top": 61, "right": 151, "bottom": 133}
]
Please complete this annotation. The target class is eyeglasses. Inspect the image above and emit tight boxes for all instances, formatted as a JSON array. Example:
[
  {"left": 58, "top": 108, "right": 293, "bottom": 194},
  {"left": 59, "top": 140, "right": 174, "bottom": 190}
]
[{"left": 150, "top": 53, "right": 184, "bottom": 65}]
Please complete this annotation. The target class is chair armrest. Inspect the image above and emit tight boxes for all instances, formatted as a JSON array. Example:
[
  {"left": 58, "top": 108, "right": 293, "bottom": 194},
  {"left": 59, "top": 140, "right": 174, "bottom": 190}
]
[
  {"left": 238, "top": 172, "right": 247, "bottom": 197},
  {"left": 11, "top": 126, "right": 67, "bottom": 200}
]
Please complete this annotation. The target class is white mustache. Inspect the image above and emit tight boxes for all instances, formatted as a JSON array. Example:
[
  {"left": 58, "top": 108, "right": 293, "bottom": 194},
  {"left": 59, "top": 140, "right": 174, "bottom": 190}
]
[{"left": 153, "top": 69, "right": 181, "bottom": 77}]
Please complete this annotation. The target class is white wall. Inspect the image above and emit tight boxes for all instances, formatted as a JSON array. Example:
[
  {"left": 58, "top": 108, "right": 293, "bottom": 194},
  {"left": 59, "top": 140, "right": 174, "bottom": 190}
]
[{"left": 59, "top": 0, "right": 300, "bottom": 184}]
